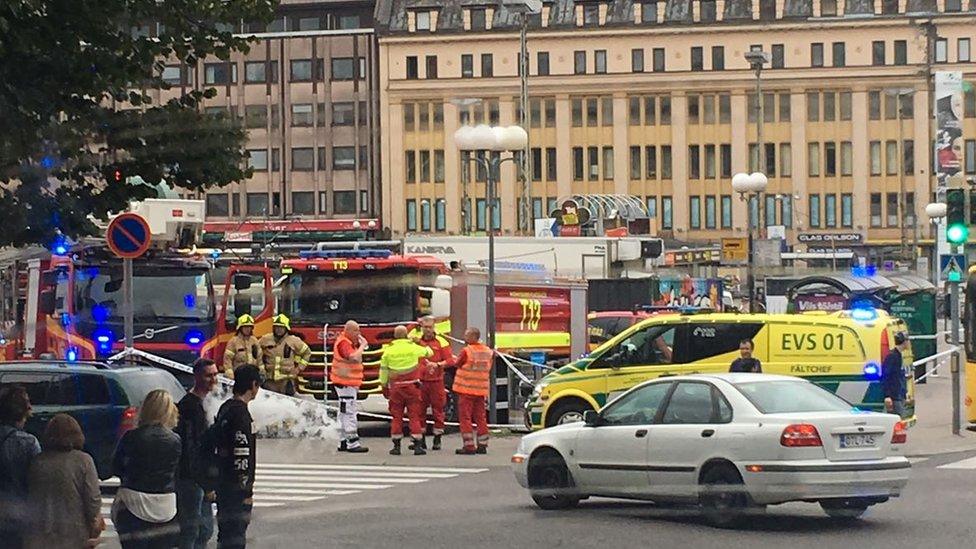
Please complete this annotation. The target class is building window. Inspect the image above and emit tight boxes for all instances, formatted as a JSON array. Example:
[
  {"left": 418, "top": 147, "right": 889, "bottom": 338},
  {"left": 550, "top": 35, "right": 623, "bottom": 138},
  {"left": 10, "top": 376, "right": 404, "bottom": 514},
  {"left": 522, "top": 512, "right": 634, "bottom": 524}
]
[
  {"left": 869, "top": 91, "right": 881, "bottom": 120},
  {"left": 661, "top": 145, "right": 672, "bottom": 178},
  {"left": 688, "top": 95, "right": 700, "bottom": 124},
  {"left": 689, "top": 196, "right": 701, "bottom": 229},
  {"left": 903, "top": 139, "right": 914, "bottom": 174},
  {"left": 289, "top": 147, "right": 312, "bottom": 171},
  {"left": 420, "top": 200, "right": 431, "bottom": 231},
  {"left": 466, "top": 7, "right": 485, "bottom": 29},
  {"left": 434, "top": 150, "right": 445, "bottom": 183},
  {"left": 870, "top": 193, "right": 882, "bottom": 227},
  {"left": 572, "top": 99, "right": 583, "bottom": 127},
  {"left": 960, "top": 39, "right": 971, "bottom": 63},
  {"left": 764, "top": 195, "right": 777, "bottom": 227},
  {"left": 806, "top": 92, "right": 820, "bottom": 122},
  {"left": 870, "top": 141, "right": 882, "bottom": 175},
  {"left": 244, "top": 61, "right": 271, "bottom": 84},
  {"left": 645, "top": 146, "right": 657, "bottom": 178},
  {"left": 840, "top": 141, "right": 852, "bottom": 176},
  {"left": 779, "top": 93, "right": 791, "bottom": 121},
  {"left": 406, "top": 56, "right": 418, "bottom": 79},
  {"left": 574, "top": 51, "right": 586, "bottom": 74},
  {"left": 642, "top": 1, "right": 659, "bottom": 22},
  {"left": 435, "top": 199, "right": 446, "bottom": 231},
  {"left": 329, "top": 191, "right": 354, "bottom": 215},
  {"left": 701, "top": 0, "right": 717, "bottom": 21},
  {"left": 291, "top": 104, "right": 313, "bottom": 127},
  {"left": 244, "top": 105, "right": 267, "bottom": 129},
  {"left": 662, "top": 196, "right": 673, "bottom": 229},
  {"left": 883, "top": 0, "right": 899, "bottom": 13},
  {"left": 247, "top": 149, "right": 268, "bottom": 171},
  {"left": 808, "top": 143, "right": 821, "bottom": 177},
  {"left": 894, "top": 40, "right": 907, "bottom": 65},
  {"left": 205, "top": 62, "right": 237, "bottom": 85},
  {"left": 936, "top": 39, "right": 948, "bottom": 63},
  {"left": 886, "top": 193, "right": 899, "bottom": 227},
  {"left": 206, "top": 194, "right": 229, "bottom": 217},
  {"left": 406, "top": 200, "right": 417, "bottom": 232},
  {"left": 419, "top": 150, "right": 430, "bottom": 182},
  {"left": 967, "top": 140, "right": 976, "bottom": 175},
  {"left": 823, "top": 91, "right": 835, "bottom": 121},
  {"left": 825, "top": 194, "right": 837, "bottom": 228},
  {"left": 759, "top": 0, "right": 775, "bottom": 19},
  {"left": 839, "top": 91, "right": 852, "bottom": 120},
  {"left": 781, "top": 196, "right": 793, "bottom": 228},
  {"left": 537, "top": 52, "right": 550, "bottom": 76},
  {"left": 885, "top": 140, "right": 898, "bottom": 175},
  {"left": 967, "top": 89, "right": 976, "bottom": 117},
  {"left": 646, "top": 197, "right": 658, "bottom": 218},
  {"left": 841, "top": 194, "right": 853, "bottom": 227},
  {"left": 632, "top": 49, "right": 645, "bottom": 72},
  {"left": 546, "top": 148, "right": 557, "bottom": 180},
  {"left": 475, "top": 199, "right": 486, "bottom": 231},
  {"left": 271, "top": 148, "right": 280, "bottom": 171},
  {"left": 461, "top": 55, "right": 473, "bottom": 78},
  {"left": 161, "top": 65, "right": 186, "bottom": 86},
  {"left": 333, "top": 146, "right": 356, "bottom": 170},
  {"left": 831, "top": 42, "right": 845, "bottom": 67},
  {"left": 824, "top": 142, "right": 837, "bottom": 177},
  {"left": 720, "top": 195, "right": 732, "bottom": 228},
  {"left": 704, "top": 144, "right": 716, "bottom": 178},
  {"left": 630, "top": 146, "right": 641, "bottom": 179},
  {"left": 711, "top": 46, "right": 724, "bottom": 70},
  {"left": 583, "top": 3, "right": 600, "bottom": 25},
  {"left": 906, "top": 192, "right": 916, "bottom": 226},
  {"left": 749, "top": 197, "right": 758, "bottom": 229},
  {"left": 405, "top": 150, "right": 416, "bottom": 183},
  {"left": 572, "top": 147, "right": 583, "bottom": 181},
  {"left": 771, "top": 44, "right": 785, "bottom": 69},
  {"left": 595, "top": 50, "right": 607, "bottom": 74},
  {"left": 587, "top": 146, "right": 599, "bottom": 181},
  {"left": 700, "top": 196, "right": 715, "bottom": 229},
  {"left": 291, "top": 192, "right": 314, "bottom": 216},
  {"left": 946, "top": 0, "right": 962, "bottom": 11},
  {"left": 778, "top": 143, "right": 791, "bottom": 177},
  {"left": 246, "top": 193, "right": 268, "bottom": 216},
  {"left": 481, "top": 54, "right": 493, "bottom": 77},
  {"left": 872, "top": 41, "right": 885, "bottom": 66},
  {"left": 809, "top": 194, "right": 821, "bottom": 228},
  {"left": 332, "top": 58, "right": 356, "bottom": 80},
  {"left": 290, "top": 59, "right": 315, "bottom": 82},
  {"left": 602, "top": 146, "right": 614, "bottom": 179},
  {"left": 811, "top": 43, "right": 824, "bottom": 67},
  {"left": 822, "top": 0, "right": 837, "bottom": 15},
  {"left": 691, "top": 47, "right": 703, "bottom": 71},
  {"left": 720, "top": 143, "right": 732, "bottom": 178},
  {"left": 688, "top": 145, "right": 700, "bottom": 179},
  {"left": 653, "top": 48, "right": 665, "bottom": 71},
  {"left": 425, "top": 56, "right": 438, "bottom": 79},
  {"left": 415, "top": 11, "right": 431, "bottom": 31}
]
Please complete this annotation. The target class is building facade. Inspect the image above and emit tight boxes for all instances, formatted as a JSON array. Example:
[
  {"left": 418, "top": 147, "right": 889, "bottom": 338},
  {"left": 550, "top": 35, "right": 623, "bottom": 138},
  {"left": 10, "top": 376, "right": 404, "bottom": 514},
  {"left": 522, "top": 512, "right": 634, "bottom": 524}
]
[
  {"left": 375, "top": 0, "right": 976, "bottom": 250},
  {"left": 148, "top": 0, "right": 380, "bottom": 222}
]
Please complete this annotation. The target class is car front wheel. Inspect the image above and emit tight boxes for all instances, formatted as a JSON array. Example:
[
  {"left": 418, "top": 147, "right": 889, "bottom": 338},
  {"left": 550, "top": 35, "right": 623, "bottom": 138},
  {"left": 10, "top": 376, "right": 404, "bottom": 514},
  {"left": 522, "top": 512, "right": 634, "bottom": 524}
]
[{"left": 528, "top": 451, "right": 581, "bottom": 511}]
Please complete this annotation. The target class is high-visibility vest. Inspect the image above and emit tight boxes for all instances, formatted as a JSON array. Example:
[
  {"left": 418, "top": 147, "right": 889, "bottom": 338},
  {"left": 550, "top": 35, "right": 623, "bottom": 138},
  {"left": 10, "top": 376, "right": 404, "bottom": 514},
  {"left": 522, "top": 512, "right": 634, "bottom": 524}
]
[
  {"left": 452, "top": 343, "right": 492, "bottom": 398},
  {"left": 330, "top": 332, "right": 364, "bottom": 388}
]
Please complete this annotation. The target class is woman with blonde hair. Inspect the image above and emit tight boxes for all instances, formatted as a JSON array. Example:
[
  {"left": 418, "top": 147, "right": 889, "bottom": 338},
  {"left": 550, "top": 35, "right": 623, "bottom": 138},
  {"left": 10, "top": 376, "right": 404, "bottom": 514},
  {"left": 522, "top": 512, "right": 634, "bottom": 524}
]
[
  {"left": 24, "top": 413, "right": 103, "bottom": 549},
  {"left": 112, "top": 389, "right": 182, "bottom": 548}
]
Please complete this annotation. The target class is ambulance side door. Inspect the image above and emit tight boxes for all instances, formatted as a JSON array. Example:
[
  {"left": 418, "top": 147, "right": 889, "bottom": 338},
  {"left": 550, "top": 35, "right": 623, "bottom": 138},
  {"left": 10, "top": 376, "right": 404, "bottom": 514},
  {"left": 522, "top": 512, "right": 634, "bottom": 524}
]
[
  {"left": 683, "top": 322, "right": 764, "bottom": 374},
  {"left": 588, "top": 322, "right": 690, "bottom": 403}
]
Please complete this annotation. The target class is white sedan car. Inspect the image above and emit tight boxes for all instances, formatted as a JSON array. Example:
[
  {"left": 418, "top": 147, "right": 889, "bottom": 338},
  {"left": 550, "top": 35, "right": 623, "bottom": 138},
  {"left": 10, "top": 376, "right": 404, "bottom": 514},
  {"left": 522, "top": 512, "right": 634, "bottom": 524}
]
[{"left": 512, "top": 373, "right": 910, "bottom": 526}]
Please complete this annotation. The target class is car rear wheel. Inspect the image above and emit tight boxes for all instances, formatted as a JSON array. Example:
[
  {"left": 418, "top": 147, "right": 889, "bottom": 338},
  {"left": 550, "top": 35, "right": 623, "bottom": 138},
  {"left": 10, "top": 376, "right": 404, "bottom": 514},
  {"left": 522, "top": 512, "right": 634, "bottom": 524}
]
[
  {"left": 699, "top": 464, "right": 748, "bottom": 528},
  {"left": 820, "top": 499, "right": 869, "bottom": 520},
  {"left": 528, "top": 452, "right": 581, "bottom": 511},
  {"left": 545, "top": 399, "right": 591, "bottom": 427}
]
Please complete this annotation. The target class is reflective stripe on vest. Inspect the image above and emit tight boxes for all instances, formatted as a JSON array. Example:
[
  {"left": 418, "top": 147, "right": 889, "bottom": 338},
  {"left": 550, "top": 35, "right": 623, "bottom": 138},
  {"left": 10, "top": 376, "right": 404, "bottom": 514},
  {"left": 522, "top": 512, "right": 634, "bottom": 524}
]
[
  {"left": 453, "top": 345, "right": 492, "bottom": 397},
  {"left": 330, "top": 333, "right": 364, "bottom": 387}
]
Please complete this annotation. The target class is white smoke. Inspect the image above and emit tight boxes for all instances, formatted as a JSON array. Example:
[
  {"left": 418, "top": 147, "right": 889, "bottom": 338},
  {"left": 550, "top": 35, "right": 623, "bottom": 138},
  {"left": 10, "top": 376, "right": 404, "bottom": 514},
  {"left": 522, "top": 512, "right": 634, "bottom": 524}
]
[{"left": 202, "top": 384, "right": 339, "bottom": 442}]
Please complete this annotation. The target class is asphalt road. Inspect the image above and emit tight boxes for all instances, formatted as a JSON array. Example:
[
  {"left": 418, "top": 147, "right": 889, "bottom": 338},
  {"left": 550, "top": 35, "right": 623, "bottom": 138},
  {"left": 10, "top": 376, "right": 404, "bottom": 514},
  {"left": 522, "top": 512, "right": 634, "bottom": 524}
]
[{"left": 237, "top": 448, "right": 976, "bottom": 549}]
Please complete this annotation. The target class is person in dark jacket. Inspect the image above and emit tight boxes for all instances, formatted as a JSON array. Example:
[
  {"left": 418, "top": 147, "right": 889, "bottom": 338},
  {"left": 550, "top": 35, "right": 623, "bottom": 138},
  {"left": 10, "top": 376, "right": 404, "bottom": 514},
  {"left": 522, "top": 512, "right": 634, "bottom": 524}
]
[
  {"left": 882, "top": 332, "right": 910, "bottom": 418},
  {"left": 175, "top": 358, "right": 220, "bottom": 549},
  {"left": 215, "top": 364, "right": 261, "bottom": 549},
  {"left": 729, "top": 339, "right": 763, "bottom": 373},
  {"left": 0, "top": 385, "right": 41, "bottom": 549},
  {"left": 111, "top": 389, "right": 182, "bottom": 549}
]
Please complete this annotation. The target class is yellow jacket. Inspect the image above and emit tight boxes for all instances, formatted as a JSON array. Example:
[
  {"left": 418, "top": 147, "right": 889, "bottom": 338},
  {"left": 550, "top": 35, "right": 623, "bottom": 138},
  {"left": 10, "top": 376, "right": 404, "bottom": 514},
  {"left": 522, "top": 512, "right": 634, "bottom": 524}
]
[{"left": 379, "top": 339, "right": 433, "bottom": 385}]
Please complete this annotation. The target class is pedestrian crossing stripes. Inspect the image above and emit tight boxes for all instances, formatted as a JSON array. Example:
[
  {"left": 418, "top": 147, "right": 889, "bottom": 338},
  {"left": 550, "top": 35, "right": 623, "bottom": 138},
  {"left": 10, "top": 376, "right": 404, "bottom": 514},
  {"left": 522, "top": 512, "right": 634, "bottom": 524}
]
[
  {"left": 97, "top": 463, "right": 488, "bottom": 541},
  {"left": 937, "top": 456, "right": 976, "bottom": 469}
]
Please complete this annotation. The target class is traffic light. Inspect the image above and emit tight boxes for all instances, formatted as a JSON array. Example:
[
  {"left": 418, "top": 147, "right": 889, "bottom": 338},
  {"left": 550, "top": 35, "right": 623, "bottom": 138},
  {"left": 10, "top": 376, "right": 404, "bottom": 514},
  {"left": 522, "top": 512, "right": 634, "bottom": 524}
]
[{"left": 946, "top": 188, "right": 968, "bottom": 245}]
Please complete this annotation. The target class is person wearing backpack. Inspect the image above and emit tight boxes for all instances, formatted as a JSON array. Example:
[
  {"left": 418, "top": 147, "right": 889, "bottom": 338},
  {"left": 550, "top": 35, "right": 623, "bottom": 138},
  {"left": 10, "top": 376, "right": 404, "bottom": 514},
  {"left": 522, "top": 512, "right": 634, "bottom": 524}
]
[
  {"left": 0, "top": 385, "right": 41, "bottom": 549},
  {"left": 214, "top": 364, "right": 261, "bottom": 549},
  {"left": 175, "top": 358, "right": 220, "bottom": 549}
]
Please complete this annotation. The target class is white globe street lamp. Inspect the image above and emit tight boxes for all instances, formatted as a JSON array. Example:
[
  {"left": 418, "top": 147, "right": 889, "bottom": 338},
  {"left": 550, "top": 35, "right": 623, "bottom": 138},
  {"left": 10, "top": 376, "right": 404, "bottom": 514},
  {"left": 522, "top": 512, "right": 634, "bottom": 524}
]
[{"left": 731, "top": 172, "right": 770, "bottom": 312}]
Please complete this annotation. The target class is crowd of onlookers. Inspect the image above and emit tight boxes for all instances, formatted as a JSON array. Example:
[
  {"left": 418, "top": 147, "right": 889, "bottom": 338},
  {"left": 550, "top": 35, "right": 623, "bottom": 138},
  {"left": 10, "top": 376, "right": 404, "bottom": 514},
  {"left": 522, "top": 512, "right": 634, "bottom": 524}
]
[{"left": 0, "top": 359, "right": 264, "bottom": 549}]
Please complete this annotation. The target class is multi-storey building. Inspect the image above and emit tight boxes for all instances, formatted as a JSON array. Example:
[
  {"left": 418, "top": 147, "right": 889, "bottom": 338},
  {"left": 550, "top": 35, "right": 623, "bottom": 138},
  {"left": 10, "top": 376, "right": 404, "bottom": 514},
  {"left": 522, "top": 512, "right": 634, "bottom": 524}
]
[
  {"left": 148, "top": 0, "right": 380, "bottom": 222},
  {"left": 375, "top": 0, "right": 976, "bottom": 252}
]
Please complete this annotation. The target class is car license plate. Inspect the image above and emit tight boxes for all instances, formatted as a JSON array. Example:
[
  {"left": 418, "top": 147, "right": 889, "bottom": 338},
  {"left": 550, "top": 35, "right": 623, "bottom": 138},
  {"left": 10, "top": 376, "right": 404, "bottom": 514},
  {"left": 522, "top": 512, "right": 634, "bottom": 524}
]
[{"left": 840, "top": 434, "right": 877, "bottom": 448}]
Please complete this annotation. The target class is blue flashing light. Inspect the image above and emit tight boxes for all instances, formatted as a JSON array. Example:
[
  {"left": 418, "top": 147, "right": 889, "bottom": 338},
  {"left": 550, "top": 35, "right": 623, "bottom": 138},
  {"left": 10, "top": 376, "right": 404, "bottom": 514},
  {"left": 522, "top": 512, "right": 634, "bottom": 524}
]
[
  {"left": 211, "top": 249, "right": 221, "bottom": 260},
  {"left": 185, "top": 330, "right": 204, "bottom": 347},
  {"left": 91, "top": 304, "right": 109, "bottom": 323},
  {"left": 40, "top": 155, "right": 56, "bottom": 170},
  {"left": 184, "top": 294, "right": 196, "bottom": 309},
  {"left": 60, "top": 313, "right": 71, "bottom": 327},
  {"left": 863, "top": 362, "right": 881, "bottom": 379},
  {"left": 850, "top": 307, "right": 878, "bottom": 322},
  {"left": 66, "top": 348, "right": 78, "bottom": 362},
  {"left": 93, "top": 328, "right": 114, "bottom": 353}
]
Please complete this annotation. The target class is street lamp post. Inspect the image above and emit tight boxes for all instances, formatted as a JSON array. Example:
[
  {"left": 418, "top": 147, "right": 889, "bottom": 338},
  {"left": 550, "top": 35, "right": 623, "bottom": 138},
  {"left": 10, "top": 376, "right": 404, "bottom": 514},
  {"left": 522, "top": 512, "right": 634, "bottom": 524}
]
[
  {"left": 926, "top": 202, "right": 947, "bottom": 287},
  {"left": 887, "top": 88, "right": 916, "bottom": 262},
  {"left": 733, "top": 172, "right": 769, "bottom": 312},
  {"left": 745, "top": 50, "right": 770, "bottom": 174},
  {"left": 455, "top": 124, "right": 529, "bottom": 423}
]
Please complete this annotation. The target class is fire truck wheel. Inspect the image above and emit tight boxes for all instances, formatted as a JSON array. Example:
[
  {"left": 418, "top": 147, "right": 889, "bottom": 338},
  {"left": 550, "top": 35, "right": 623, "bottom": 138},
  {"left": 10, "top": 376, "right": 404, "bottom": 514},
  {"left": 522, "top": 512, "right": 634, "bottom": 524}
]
[{"left": 545, "top": 398, "right": 592, "bottom": 428}]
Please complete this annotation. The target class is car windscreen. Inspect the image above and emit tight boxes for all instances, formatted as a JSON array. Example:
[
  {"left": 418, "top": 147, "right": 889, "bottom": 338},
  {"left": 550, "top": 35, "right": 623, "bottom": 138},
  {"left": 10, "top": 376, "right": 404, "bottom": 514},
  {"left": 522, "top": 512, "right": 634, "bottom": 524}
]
[
  {"left": 734, "top": 380, "right": 855, "bottom": 414},
  {"left": 119, "top": 369, "right": 187, "bottom": 406}
]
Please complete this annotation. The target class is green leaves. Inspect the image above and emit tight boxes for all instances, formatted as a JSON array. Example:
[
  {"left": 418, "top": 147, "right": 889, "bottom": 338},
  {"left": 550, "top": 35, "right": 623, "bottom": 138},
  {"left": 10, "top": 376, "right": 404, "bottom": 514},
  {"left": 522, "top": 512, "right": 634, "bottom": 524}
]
[{"left": 0, "top": 0, "right": 277, "bottom": 246}]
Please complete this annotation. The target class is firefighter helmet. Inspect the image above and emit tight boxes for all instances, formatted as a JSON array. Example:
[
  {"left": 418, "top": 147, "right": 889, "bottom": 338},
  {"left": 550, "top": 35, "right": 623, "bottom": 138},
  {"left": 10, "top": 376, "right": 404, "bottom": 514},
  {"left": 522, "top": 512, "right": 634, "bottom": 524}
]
[
  {"left": 236, "top": 314, "right": 255, "bottom": 330},
  {"left": 272, "top": 314, "right": 291, "bottom": 330}
]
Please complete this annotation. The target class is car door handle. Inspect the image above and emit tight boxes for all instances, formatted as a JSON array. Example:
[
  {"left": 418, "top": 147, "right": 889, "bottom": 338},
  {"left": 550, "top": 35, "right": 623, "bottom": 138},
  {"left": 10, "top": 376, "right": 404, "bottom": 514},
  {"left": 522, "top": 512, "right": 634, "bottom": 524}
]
[
  {"left": 635, "top": 429, "right": 648, "bottom": 438},
  {"left": 701, "top": 429, "right": 715, "bottom": 438}
]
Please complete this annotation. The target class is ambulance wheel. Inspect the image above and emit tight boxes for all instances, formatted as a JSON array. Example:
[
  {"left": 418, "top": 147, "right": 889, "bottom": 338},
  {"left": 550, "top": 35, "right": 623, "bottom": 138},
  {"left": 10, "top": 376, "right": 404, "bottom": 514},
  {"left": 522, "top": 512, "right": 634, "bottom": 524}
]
[
  {"left": 528, "top": 449, "right": 580, "bottom": 510},
  {"left": 545, "top": 398, "right": 592, "bottom": 428}
]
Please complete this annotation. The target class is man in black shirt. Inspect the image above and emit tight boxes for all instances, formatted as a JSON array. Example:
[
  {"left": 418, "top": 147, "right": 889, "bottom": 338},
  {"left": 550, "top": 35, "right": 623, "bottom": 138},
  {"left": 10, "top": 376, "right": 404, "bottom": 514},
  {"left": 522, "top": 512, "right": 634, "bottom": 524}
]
[
  {"left": 215, "top": 364, "right": 261, "bottom": 549},
  {"left": 882, "top": 332, "right": 909, "bottom": 418},
  {"left": 729, "top": 338, "right": 763, "bottom": 373},
  {"left": 176, "top": 358, "right": 219, "bottom": 549}
]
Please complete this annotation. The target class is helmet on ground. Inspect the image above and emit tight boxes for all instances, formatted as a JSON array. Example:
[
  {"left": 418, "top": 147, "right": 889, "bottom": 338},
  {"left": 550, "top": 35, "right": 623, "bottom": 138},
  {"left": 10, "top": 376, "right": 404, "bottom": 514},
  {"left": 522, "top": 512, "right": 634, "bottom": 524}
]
[
  {"left": 272, "top": 314, "right": 291, "bottom": 330},
  {"left": 236, "top": 314, "right": 255, "bottom": 330}
]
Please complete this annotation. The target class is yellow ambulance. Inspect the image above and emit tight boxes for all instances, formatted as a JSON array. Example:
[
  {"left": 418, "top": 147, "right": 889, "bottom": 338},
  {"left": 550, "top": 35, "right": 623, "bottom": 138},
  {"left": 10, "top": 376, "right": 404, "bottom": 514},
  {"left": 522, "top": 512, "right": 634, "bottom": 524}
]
[{"left": 525, "top": 309, "right": 914, "bottom": 430}]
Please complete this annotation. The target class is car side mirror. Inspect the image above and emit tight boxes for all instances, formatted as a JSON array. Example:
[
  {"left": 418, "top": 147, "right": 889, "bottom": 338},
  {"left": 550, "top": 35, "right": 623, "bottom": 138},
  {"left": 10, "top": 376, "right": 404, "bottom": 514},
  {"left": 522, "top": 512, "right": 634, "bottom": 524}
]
[{"left": 583, "top": 410, "right": 602, "bottom": 427}]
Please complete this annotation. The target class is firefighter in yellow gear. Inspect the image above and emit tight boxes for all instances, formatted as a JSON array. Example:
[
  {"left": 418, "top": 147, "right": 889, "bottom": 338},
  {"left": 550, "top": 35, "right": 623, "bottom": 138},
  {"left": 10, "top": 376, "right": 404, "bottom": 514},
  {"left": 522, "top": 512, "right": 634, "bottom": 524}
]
[
  {"left": 259, "top": 314, "right": 312, "bottom": 395},
  {"left": 223, "top": 314, "right": 261, "bottom": 379}
]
